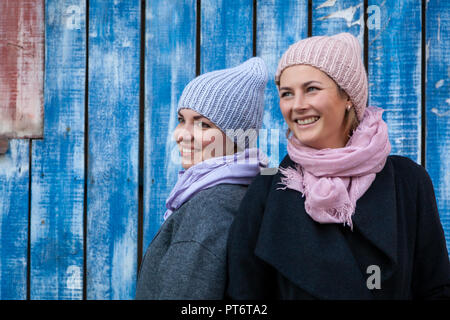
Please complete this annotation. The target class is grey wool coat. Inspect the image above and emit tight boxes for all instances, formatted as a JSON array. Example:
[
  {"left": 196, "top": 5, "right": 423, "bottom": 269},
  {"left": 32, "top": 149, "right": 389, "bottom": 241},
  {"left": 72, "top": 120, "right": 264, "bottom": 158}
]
[
  {"left": 226, "top": 155, "right": 450, "bottom": 299},
  {"left": 135, "top": 184, "right": 248, "bottom": 300}
]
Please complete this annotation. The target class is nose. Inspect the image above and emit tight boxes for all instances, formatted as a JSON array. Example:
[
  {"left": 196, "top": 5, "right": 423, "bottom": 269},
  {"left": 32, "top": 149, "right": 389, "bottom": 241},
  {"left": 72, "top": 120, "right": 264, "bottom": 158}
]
[
  {"left": 174, "top": 124, "right": 194, "bottom": 144},
  {"left": 292, "top": 92, "right": 306, "bottom": 112}
]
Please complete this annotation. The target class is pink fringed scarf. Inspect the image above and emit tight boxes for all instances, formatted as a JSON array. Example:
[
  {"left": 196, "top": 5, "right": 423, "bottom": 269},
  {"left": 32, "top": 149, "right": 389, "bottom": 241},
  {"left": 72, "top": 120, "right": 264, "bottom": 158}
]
[{"left": 278, "top": 106, "right": 391, "bottom": 229}]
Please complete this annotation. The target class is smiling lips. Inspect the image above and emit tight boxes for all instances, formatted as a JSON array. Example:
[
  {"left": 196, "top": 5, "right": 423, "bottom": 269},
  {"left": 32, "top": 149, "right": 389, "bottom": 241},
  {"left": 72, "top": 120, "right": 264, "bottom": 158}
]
[
  {"left": 295, "top": 116, "right": 320, "bottom": 125},
  {"left": 181, "top": 147, "right": 194, "bottom": 153},
  {"left": 179, "top": 146, "right": 200, "bottom": 156}
]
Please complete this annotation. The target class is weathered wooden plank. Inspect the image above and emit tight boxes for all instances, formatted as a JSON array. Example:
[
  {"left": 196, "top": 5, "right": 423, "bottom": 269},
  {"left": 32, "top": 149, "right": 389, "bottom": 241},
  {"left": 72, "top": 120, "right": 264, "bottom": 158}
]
[
  {"left": 368, "top": 0, "right": 421, "bottom": 162},
  {"left": 0, "top": 140, "right": 29, "bottom": 300},
  {"left": 87, "top": 0, "right": 140, "bottom": 299},
  {"left": 426, "top": 0, "right": 450, "bottom": 255},
  {"left": 257, "top": 0, "right": 308, "bottom": 168},
  {"left": 143, "top": 1, "right": 196, "bottom": 249},
  {"left": 0, "top": 0, "right": 44, "bottom": 139},
  {"left": 29, "top": 0, "right": 86, "bottom": 300},
  {"left": 201, "top": 0, "right": 253, "bottom": 73},
  {"left": 313, "top": 0, "right": 365, "bottom": 39}
]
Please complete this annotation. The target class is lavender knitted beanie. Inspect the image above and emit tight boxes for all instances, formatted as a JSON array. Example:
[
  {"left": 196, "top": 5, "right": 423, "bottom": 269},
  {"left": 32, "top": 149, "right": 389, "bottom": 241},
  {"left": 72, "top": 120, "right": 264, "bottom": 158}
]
[
  {"left": 275, "top": 33, "right": 368, "bottom": 121},
  {"left": 178, "top": 57, "right": 268, "bottom": 150}
]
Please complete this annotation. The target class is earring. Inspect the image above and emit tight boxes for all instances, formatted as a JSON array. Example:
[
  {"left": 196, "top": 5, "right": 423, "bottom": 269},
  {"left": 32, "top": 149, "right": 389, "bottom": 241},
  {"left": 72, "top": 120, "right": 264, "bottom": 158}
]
[{"left": 346, "top": 105, "right": 352, "bottom": 111}]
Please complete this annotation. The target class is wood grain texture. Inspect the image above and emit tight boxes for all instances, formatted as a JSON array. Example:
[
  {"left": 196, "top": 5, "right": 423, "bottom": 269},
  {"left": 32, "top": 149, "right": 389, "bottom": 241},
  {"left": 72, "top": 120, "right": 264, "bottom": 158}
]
[
  {"left": 143, "top": 0, "right": 196, "bottom": 249},
  {"left": 0, "top": 0, "right": 44, "bottom": 138},
  {"left": 426, "top": 0, "right": 450, "bottom": 255},
  {"left": 0, "top": 0, "right": 449, "bottom": 300},
  {"left": 29, "top": 0, "right": 86, "bottom": 300},
  {"left": 201, "top": 0, "right": 253, "bottom": 73},
  {"left": 87, "top": 0, "right": 140, "bottom": 300},
  {"left": 368, "top": 0, "right": 422, "bottom": 162},
  {"left": 313, "top": 0, "right": 364, "bottom": 48},
  {"left": 0, "top": 140, "right": 29, "bottom": 299},
  {"left": 257, "top": 0, "right": 308, "bottom": 168}
]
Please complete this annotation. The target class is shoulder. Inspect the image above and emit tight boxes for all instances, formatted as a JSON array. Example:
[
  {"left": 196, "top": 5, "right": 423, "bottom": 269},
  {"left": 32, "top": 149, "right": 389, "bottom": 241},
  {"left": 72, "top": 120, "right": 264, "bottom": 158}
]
[
  {"left": 242, "top": 154, "right": 295, "bottom": 201},
  {"left": 388, "top": 155, "right": 425, "bottom": 174},
  {"left": 169, "top": 184, "right": 249, "bottom": 248},
  {"left": 387, "top": 155, "right": 434, "bottom": 188},
  {"left": 186, "top": 184, "right": 249, "bottom": 215}
]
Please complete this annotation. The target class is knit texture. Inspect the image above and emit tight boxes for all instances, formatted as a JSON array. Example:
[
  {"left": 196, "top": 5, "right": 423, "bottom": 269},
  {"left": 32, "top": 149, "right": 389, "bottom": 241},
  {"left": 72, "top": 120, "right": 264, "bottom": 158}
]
[
  {"left": 178, "top": 57, "right": 268, "bottom": 150},
  {"left": 275, "top": 33, "right": 368, "bottom": 121}
]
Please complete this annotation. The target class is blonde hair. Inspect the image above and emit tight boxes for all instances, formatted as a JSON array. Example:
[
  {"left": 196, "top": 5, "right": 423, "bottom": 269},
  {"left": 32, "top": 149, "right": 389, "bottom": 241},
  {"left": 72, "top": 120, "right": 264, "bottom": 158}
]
[{"left": 338, "top": 86, "right": 360, "bottom": 139}]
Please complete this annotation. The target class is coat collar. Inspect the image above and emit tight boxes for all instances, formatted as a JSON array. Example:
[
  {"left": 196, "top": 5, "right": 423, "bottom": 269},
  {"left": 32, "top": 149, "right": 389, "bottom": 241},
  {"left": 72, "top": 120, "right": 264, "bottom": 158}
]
[{"left": 254, "top": 155, "right": 397, "bottom": 299}]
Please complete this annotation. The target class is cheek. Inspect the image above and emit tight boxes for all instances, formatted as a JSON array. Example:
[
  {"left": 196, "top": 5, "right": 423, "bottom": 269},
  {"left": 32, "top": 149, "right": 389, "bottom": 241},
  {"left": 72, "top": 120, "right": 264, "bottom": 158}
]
[
  {"left": 198, "top": 129, "right": 218, "bottom": 149},
  {"left": 173, "top": 125, "right": 182, "bottom": 141},
  {"left": 279, "top": 101, "right": 291, "bottom": 121},
  {"left": 316, "top": 101, "right": 347, "bottom": 134},
  {"left": 201, "top": 129, "right": 229, "bottom": 156},
  {"left": 312, "top": 95, "right": 341, "bottom": 119}
]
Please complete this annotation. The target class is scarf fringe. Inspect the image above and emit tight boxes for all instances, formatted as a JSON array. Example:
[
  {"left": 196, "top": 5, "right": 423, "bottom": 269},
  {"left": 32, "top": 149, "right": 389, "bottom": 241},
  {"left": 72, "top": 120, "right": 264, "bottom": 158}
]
[
  {"left": 305, "top": 201, "right": 355, "bottom": 230},
  {"left": 276, "top": 106, "right": 390, "bottom": 230},
  {"left": 277, "top": 166, "right": 306, "bottom": 197},
  {"left": 279, "top": 165, "right": 356, "bottom": 230}
]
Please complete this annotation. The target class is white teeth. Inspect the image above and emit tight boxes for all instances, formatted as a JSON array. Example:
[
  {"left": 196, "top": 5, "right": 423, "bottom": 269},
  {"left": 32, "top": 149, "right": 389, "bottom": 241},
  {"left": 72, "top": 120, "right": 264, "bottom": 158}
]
[
  {"left": 296, "top": 117, "right": 319, "bottom": 125},
  {"left": 182, "top": 148, "right": 193, "bottom": 153}
]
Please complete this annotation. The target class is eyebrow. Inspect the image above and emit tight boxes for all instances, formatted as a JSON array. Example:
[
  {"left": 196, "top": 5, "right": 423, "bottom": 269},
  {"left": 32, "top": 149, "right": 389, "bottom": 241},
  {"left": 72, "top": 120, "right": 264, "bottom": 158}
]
[
  {"left": 279, "top": 80, "right": 322, "bottom": 91},
  {"left": 177, "top": 113, "right": 209, "bottom": 121}
]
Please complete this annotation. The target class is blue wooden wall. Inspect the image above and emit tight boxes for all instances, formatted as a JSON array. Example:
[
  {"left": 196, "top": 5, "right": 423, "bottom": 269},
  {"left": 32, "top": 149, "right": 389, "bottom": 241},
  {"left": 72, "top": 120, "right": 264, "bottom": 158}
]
[{"left": 0, "top": 0, "right": 448, "bottom": 300}]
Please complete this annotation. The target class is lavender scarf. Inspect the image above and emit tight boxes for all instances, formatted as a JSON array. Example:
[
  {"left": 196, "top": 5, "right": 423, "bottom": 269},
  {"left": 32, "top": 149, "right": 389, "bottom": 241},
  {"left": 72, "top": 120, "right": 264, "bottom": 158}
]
[
  {"left": 278, "top": 106, "right": 391, "bottom": 229},
  {"left": 164, "top": 148, "right": 268, "bottom": 220}
]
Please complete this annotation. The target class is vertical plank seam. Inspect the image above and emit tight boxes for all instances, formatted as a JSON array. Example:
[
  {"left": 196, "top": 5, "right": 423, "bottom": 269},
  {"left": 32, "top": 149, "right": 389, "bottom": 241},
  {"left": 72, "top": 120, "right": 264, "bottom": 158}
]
[
  {"left": 308, "top": 0, "right": 312, "bottom": 37},
  {"left": 253, "top": 0, "right": 257, "bottom": 56},
  {"left": 364, "top": 0, "right": 368, "bottom": 76},
  {"left": 421, "top": 0, "right": 426, "bottom": 168},
  {"left": 137, "top": 0, "right": 146, "bottom": 279},
  {"left": 83, "top": 0, "right": 90, "bottom": 301},
  {"left": 196, "top": 0, "right": 201, "bottom": 76}
]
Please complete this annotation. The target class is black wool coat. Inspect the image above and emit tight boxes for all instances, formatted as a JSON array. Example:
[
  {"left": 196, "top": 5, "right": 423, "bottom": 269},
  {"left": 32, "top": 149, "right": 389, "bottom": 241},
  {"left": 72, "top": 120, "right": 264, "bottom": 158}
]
[{"left": 226, "top": 155, "right": 450, "bottom": 299}]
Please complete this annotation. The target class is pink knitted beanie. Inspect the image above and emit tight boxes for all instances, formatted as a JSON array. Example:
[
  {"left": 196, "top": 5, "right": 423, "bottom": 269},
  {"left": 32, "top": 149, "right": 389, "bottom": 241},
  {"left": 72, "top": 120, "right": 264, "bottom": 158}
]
[{"left": 275, "top": 33, "right": 368, "bottom": 121}]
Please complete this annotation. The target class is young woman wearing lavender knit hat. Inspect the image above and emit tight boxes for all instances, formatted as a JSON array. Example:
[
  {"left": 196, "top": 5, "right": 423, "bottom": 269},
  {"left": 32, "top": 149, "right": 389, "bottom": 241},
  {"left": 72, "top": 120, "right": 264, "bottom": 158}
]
[
  {"left": 135, "top": 57, "right": 269, "bottom": 299},
  {"left": 226, "top": 33, "right": 450, "bottom": 299}
]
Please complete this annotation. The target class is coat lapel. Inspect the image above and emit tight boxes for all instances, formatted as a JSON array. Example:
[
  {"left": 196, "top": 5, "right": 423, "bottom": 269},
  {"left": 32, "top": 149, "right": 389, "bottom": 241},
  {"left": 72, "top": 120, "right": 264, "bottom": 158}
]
[
  {"left": 254, "top": 156, "right": 397, "bottom": 299},
  {"left": 351, "top": 156, "right": 398, "bottom": 282}
]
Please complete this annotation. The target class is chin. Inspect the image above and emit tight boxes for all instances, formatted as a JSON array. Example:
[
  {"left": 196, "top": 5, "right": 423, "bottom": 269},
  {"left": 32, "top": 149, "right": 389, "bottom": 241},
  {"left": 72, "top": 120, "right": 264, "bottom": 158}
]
[
  {"left": 292, "top": 132, "right": 317, "bottom": 147},
  {"left": 181, "top": 162, "right": 193, "bottom": 170}
]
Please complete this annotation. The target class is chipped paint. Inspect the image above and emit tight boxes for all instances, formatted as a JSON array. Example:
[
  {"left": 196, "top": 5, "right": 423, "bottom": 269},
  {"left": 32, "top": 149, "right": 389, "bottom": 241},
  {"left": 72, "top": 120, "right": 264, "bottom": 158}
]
[
  {"left": 0, "top": 0, "right": 44, "bottom": 139},
  {"left": 316, "top": 0, "right": 337, "bottom": 10},
  {"left": 435, "top": 79, "right": 444, "bottom": 88},
  {"left": 66, "top": 265, "right": 82, "bottom": 290},
  {"left": 0, "top": 139, "right": 29, "bottom": 299},
  {"left": 317, "top": 3, "right": 363, "bottom": 28},
  {"left": 431, "top": 108, "right": 450, "bottom": 117},
  {"left": 86, "top": 0, "right": 140, "bottom": 300},
  {"left": 426, "top": 0, "right": 450, "bottom": 254}
]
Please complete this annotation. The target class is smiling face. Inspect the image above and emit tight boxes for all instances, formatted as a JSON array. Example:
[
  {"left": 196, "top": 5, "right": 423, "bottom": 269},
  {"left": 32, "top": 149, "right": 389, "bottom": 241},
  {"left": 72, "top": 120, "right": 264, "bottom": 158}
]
[
  {"left": 279, "top": 65, "right": 353, "bottom": 150},
  {"left": 173, "top": 108, "right": 236, "bottom": 169}
]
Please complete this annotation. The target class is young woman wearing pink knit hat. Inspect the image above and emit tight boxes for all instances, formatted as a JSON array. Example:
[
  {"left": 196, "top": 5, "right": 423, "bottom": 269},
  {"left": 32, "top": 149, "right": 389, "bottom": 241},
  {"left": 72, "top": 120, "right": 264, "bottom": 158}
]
[{"left": 226, "top": 33, "right": 450, "bottom": 299}]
